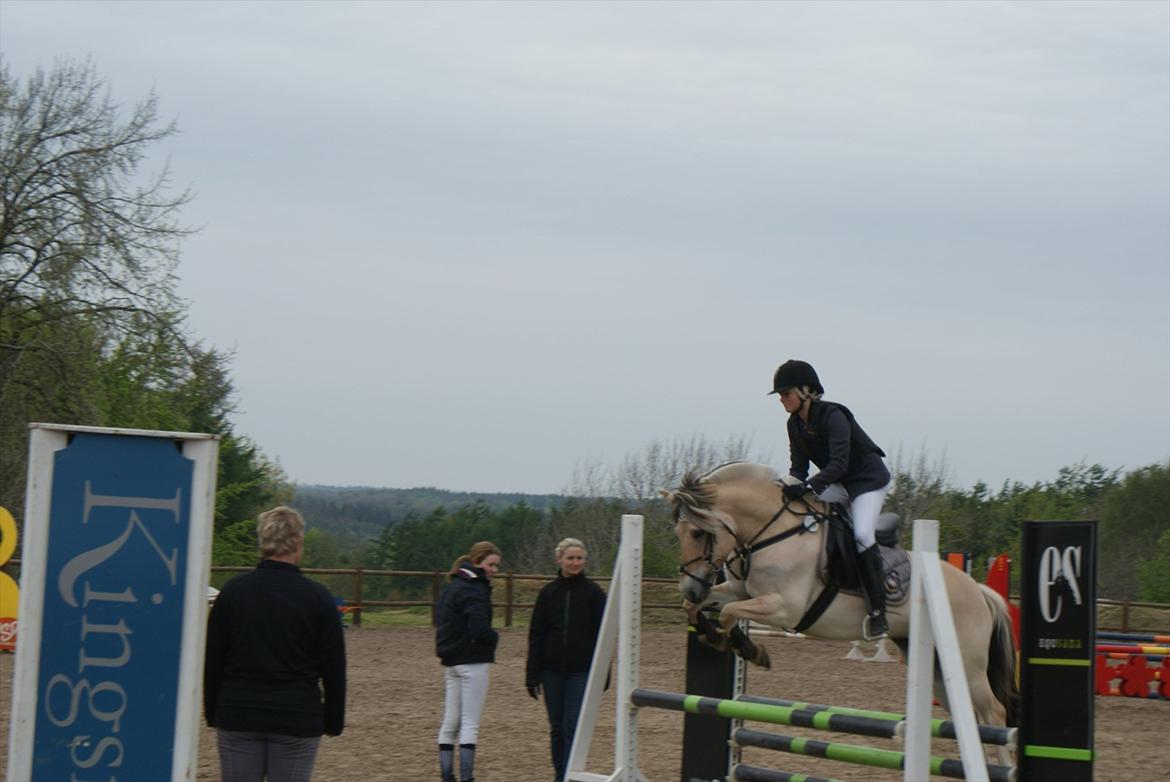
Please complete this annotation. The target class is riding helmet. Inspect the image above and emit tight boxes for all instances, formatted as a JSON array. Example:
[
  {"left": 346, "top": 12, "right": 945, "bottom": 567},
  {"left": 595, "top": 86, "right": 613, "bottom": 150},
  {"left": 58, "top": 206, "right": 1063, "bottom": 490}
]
[{"left": 768, "top": 360, "right": 824, "bottom": 395}]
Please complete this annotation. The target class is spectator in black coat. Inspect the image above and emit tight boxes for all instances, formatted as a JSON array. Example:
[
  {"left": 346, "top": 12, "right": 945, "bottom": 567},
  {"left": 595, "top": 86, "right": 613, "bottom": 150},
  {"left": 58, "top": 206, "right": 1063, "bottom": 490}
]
[
  {"left": 435, "top": 541, "right": 502, "bottom": 782},
  {"left": 204, "top": 506, "right": 346, "bottom": 782},
  {"left": 526, "top": 538, "right": 607, "bottom": 782}
]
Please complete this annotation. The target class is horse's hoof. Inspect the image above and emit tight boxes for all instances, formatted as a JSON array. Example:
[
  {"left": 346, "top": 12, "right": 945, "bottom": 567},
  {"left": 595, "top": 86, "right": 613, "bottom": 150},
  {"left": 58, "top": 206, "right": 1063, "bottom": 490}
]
[
  {"left": 697, "top": 635, "right": 729, "bottom": 653},
  {"left": 754, "top": 647, "right": 772, "bottom": 670}
]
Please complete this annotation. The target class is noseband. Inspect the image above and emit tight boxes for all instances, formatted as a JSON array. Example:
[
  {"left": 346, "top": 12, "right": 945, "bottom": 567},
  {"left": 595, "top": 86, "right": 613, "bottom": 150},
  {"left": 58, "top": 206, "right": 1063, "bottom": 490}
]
[{"left": 678, "top": 496, "right": 830, "bottom": 588}]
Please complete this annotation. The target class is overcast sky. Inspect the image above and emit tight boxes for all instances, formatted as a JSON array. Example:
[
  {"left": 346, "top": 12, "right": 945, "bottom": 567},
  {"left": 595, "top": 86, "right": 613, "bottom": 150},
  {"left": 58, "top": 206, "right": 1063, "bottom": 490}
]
[{"left": 3, "top": 1, "right": 1168, "bottom": 495}]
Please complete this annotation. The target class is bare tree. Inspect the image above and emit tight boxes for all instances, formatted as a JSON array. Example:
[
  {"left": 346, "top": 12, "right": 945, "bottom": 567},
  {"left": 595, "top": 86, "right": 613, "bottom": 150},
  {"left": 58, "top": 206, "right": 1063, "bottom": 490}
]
[
  {"left": 569, "top": 433, "right": 769, "bottom": 502},
  {"left": 885, "top": 443, "right": 953, "bottom": 529},
  {"left": 556, "top": 434, "right": 771, "bottom": 575},
  {"left": 0, "top": 58, "right": 192, "bottom": 328},
  {"left": 0, "top": 57, "right": 192, "bottom": 511}
]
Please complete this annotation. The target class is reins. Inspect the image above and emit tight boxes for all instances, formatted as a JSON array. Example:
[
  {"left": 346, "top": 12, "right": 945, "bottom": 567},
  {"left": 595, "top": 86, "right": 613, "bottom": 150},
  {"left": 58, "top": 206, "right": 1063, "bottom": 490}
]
[{"left": 678, "top": 492, "right": 834, "bottom": 587}]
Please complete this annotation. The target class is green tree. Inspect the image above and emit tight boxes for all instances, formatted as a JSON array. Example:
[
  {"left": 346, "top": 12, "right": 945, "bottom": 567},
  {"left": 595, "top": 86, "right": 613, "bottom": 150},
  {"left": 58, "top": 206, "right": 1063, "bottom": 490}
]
[
  {"left": 302, "top": 528, "right": 344, "bottom": 568},
  {"left": 1138, "top": 529, "right": 1170, "bottom": 602},
  {"left": 211, "top": 518, "right": 260, "bottom": 571},
  {"left": 96, "top": 325, "right": 291, "bottom": 538},
  {"left": 1, "top": 57, "right": 190, "bottom": 515},
  {"left": 1096, "top": 463, "right": 1170, "bottom": 599},
  {"left": 1, "top": 59, "right": 288, "bottom": 556}
]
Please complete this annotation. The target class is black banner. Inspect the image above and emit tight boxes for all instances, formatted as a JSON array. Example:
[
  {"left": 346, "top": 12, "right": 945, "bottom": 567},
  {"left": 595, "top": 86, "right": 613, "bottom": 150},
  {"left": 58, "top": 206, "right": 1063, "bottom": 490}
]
[
  {"left": 1019, "top": 520, "right": 1096, "bottom": 782},
  {"left": 681, "top": 626, "right": 739, "bottom": 782}
]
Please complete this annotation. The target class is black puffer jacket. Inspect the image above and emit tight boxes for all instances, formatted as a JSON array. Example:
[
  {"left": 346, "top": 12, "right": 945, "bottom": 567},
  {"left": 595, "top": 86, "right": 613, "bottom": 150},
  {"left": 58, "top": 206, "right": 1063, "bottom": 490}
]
[
  {"left": 526, "top": 571, "right": 606, "bottom": 686},
  {"left": 435, "top": 561, "right": 499, "bottom": 666}
]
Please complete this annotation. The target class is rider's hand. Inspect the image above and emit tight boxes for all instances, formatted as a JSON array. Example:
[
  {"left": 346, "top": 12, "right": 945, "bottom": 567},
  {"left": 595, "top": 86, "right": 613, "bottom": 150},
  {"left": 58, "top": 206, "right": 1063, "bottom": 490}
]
[
  {"left": 526, "top": 682, "right": 541, "bottom": 699},
  {"left": 783, "top": 481, "right": 807, "bottom": 501}
]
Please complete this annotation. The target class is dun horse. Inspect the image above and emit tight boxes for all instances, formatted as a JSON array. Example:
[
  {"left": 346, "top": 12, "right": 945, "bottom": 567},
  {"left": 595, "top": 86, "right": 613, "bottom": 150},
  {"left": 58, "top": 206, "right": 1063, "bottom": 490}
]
[{"left": 664, "top": 462, "right": 1019, "bottom": 735}]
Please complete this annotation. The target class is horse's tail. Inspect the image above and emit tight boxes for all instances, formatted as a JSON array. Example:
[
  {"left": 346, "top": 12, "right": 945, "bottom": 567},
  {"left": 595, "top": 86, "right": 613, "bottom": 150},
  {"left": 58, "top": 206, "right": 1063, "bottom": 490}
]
[{"left": 979, "top": 583, "right": 1020, "bottom": 727}]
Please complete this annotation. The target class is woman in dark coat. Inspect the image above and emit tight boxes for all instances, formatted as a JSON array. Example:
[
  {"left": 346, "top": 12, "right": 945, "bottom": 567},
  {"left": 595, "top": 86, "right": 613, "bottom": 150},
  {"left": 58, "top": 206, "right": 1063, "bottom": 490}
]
[
  {"left": 204, "top": 506, "right": 346, "bottom": 782},
  {"left": 435, "top": 540, "right": 502, "bottom": 782},
  {"left": 526, "top": 538, "right": 607, "bottom": 782}
]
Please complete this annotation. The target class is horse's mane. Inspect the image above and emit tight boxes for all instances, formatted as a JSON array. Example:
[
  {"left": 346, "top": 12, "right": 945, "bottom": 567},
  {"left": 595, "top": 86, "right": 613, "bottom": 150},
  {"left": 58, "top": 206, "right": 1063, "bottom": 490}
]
[{"left": 668, "top": 461, "right": 781, "bottom": 521}]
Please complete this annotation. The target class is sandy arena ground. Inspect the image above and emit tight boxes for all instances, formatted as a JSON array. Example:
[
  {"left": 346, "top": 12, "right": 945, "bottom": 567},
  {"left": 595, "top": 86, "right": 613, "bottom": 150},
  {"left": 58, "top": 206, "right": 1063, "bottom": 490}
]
[{"left": 2, "top": 626, "right": 1168, "bottom": 781}]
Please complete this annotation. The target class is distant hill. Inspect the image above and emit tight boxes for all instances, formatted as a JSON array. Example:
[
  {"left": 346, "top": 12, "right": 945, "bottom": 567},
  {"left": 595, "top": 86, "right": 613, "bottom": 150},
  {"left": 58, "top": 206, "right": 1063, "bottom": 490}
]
[{"left": 292, "top": 484, "right": 567, "bottom": 543}]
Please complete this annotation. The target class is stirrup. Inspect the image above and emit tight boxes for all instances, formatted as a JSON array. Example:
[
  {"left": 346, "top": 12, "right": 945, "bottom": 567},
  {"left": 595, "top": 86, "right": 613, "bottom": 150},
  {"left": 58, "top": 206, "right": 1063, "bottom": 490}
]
[{"left": 863, "top": 612, "right": 888, "bottom": 641}]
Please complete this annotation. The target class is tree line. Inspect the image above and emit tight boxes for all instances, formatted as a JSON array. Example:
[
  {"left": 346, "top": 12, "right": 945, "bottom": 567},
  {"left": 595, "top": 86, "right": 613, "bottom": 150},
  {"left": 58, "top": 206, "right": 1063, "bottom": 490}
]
[{"left": 297, "top": 441, "right": 1170, "bottom": 603}]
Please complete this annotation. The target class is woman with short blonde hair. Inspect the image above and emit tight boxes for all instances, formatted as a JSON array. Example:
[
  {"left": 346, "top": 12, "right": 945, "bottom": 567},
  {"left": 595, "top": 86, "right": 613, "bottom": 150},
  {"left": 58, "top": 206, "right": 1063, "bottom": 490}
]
[
  {"left": 526, "top": 537, "right": 606, "bottom": 782},
  {"left": 257, "top": 506, "right": 305, "bottom": 559},
  {"left": 205, "top": 506, "right": 346, "bottom": 782}
]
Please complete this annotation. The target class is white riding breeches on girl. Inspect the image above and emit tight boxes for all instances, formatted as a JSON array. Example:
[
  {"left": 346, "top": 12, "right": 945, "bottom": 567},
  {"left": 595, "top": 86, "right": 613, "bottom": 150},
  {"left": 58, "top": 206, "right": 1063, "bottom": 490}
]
[
  {"left": 438, "top": 663, "right": 491, "bottom": 745},
  {"left": 815, "top": 482, "right": 891, "bottom": 551}
]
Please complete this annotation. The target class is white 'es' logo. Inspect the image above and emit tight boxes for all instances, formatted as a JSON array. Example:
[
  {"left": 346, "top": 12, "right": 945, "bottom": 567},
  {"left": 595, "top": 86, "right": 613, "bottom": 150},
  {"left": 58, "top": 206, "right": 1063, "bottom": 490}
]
[{"left": 1038, "top": 545, "right": 1084, "bottom": 623}]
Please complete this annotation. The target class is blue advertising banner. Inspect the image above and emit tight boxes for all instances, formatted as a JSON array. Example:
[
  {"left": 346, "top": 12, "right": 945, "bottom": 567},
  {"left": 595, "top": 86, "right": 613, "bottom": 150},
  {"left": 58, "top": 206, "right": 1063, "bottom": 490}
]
[
  {"left": 6, "top": 426, "right": 218, "bottom": 782},
  {"left": 33, "top": 432, "right": 193, "bottom": 780}
]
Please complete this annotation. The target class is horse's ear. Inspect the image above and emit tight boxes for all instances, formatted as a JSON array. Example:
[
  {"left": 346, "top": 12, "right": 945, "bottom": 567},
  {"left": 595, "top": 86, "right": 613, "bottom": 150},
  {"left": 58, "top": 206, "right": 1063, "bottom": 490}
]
[{"left": 660, "top": 488, "right": 674, "bottom": 503}]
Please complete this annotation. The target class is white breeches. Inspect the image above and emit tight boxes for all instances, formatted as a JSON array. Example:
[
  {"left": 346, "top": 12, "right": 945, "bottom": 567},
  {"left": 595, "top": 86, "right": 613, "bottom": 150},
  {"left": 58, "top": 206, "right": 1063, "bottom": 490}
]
[
  {"left": 816, "top": 482, "right": 891, "bottom": 551},
  {"left": 438, "top": 663, "right": 491, "bottom": 745}
]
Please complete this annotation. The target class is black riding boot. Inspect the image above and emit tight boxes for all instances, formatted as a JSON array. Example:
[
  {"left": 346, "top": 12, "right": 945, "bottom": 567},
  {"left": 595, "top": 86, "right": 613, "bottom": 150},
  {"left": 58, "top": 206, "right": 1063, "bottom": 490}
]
[
  {"left": 459, "top": 743, "right": 476, "bottom": 782},
  {"left": 857, "top": 544, "right": 889, "bottom": 641},
  {"left": 439, "top": 744, "right": 456, "bottom": 782}
]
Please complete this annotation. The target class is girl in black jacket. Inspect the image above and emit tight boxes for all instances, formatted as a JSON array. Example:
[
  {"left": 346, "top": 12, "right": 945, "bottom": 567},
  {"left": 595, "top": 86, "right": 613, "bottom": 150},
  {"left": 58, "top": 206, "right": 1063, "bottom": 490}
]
[
  {"left": 435, "top": 541, "right": 501, "bottom": 782},
  {"left": 525, "top": 538, "right": 606, "bottom": 782}
]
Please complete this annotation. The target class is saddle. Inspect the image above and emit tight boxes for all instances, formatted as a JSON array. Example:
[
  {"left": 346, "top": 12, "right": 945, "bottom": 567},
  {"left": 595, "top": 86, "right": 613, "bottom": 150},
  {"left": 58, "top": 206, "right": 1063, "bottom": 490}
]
[
  {"left": 785, "top": 505, "right": 911, "bottom": 634},
  {"left": 817, "top": 508, "right": 911, "bottom": 604}
]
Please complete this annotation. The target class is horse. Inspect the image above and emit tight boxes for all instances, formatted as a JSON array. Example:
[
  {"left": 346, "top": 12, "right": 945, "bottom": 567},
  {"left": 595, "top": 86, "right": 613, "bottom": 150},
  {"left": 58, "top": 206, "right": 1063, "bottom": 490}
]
[{"left": 663, "top": 461, "right": 1019, "bottom": 740}]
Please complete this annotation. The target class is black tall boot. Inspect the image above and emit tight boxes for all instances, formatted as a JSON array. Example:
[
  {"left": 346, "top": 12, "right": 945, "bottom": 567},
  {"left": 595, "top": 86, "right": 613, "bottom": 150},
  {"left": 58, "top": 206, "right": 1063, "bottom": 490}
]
[
  {"left": 857, "top": 544, "right": 889, "bottom": 641},
  {"left": 439, "top": 744, "right": 456, "bottom": 782},
  {"left": 459, "top": 743, "right": 476, "bottom": 782}
]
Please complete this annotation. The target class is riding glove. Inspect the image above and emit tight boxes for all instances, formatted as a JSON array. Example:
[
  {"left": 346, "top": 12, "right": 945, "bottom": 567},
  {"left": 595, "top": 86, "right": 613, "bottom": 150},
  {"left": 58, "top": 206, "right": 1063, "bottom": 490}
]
[
  {"left": 526, "top": 682, "right": 541, "bottom": 699},
  {"left": 782, "top": 481, "right": 807, "bottom": 501}
]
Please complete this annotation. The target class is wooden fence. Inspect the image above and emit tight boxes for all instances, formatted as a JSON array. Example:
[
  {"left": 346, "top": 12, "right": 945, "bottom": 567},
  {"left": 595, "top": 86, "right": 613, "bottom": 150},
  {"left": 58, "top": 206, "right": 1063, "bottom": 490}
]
[
  {"left": 3, "top": 560, "right": 1168, "bottom": 631},
  {"left": 208, "top": 566, "right": 1170, "bottom": 633},
  {"left": 210, "top": 566, "right": 684, "bottom": 627}
]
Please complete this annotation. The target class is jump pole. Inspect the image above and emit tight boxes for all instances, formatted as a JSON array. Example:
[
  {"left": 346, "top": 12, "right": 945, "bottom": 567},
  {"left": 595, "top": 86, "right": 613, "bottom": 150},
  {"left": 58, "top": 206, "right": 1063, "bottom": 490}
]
[
  {"left": 565, "top": 514, "right": 648, "bottom": 782},
  {"left": 904, "top": 519, "right": 988, "bottom": 781}
]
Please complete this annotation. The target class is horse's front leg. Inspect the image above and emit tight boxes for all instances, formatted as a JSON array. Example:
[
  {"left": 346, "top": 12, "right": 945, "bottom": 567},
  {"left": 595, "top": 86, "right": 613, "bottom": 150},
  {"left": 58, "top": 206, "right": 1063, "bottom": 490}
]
[
  {"left": 684, "top": 582, "right": 741, "bottom": 651},
  {"left": 715, "top": 592, "right": 798, "bottom": 670}
]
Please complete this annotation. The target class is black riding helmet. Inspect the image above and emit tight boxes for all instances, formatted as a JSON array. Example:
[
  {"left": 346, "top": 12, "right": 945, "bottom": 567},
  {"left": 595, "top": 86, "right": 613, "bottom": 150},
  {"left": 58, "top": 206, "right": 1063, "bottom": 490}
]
[{"left": 768, "top": 359, "right": 824, "bottom": 395}]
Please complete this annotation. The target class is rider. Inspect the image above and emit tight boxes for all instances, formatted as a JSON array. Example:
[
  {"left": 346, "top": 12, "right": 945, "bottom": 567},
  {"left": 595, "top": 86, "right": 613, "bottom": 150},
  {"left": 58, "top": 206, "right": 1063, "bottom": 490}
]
[{"left": 769, "top": 359, "right": 892, "bottom": 640}]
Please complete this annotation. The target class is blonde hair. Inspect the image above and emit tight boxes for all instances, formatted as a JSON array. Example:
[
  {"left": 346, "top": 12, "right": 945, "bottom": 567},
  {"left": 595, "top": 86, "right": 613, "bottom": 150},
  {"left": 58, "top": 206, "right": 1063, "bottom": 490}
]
[
  {"left": 555, "top": 537, "right": 586, "bottom": 559},
  {"left": 448, "top": 540, "right": 502, "bottom": 577},
  {"left": 257, "top": 506, "right": 305, "bottom": 558},
  {"left": 794, "top": 386, "right": 823, "bottom": 402}
]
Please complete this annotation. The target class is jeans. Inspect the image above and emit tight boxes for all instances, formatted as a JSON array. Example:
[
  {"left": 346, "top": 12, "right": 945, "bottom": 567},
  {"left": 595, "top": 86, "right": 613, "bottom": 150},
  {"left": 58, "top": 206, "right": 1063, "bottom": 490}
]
[{"left": 541, "top": 669, "right": 589, "bottom": 782}]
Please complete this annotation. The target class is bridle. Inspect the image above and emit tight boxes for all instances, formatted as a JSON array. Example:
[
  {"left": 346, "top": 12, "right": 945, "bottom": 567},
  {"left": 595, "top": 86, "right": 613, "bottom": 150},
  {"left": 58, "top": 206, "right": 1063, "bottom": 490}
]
[{"left": 677, "top": 494, "right": 832, "bottom": 590}]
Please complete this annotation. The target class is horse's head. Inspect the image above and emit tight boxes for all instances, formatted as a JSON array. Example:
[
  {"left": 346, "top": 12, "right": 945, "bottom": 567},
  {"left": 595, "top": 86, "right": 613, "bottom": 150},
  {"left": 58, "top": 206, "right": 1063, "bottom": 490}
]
[
  {"left": 663, "top": 462, "right": 784, "bottom": 603},
  {"left": 663, "top": 477, "right": 735, "bottom": 604}
]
